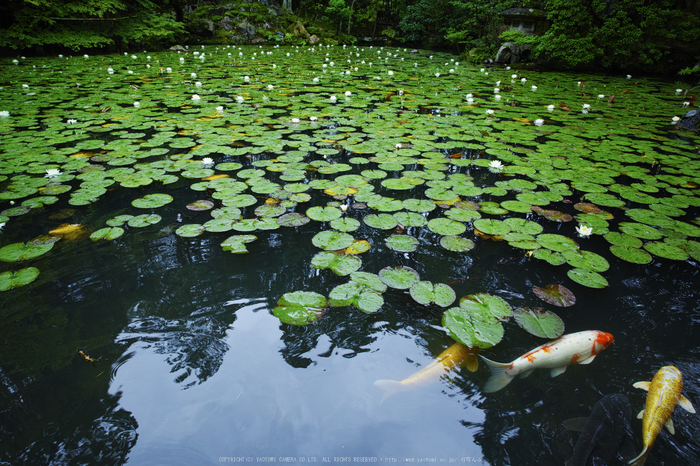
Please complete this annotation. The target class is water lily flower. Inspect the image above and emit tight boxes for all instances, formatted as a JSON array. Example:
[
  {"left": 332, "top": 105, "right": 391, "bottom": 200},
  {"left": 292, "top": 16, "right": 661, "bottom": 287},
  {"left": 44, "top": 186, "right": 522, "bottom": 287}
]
[
  {"left": 494, "top": 95, "right": 502, "bottom": 101},
  {"left": 134, "top": 102, "right": 140, "bottom": 107},
  {"left": 202, "top": 157, "right": 214, "bottom": 166},
  {"left": 310, "top": 116, "right": 318, "bottom": 121},
  {"left": 466, "top": 93, "right": 473, "bottom": 99},
  {"left": 512, "top": 74, "right": 518, "bottom": 79},
  {"left": 576, "top": 225, "right": 593, "bottom": 237},
  {"left": 191, "top": 94, "right": 201, "bottom": 100},
  {"left": 435, "top": 72, "right": 440, "bottom": 77},
  {"left": 521, "top": 78, "right": 527, "bottom": 83},
  {"left": 345, "top": 91, "right": 351, "bottom": 96},
  {"left": 547, "top": 104, "right": 555, "bottom": 111},
  {"left": 195, "top": 81, "right": 202, "bottom": 88},
  {"left": 583, "top": 104, "right": 591, "bottom": 110},
  {"left": 627, "top": 74, "right": 632, "bottom": 79},
  {"left": 12, "top": 59, "right": 18, "bottom": 65},
  {"left": 244, "top": 76, "right": 250, "bottom": 82},
  {"left": 388, "top": 70, "right": 394, "bottom": 76},
  {"left": 598, "top": 94, "right": 605, "bottom": 98},
  {"left": 534, "top": 119, "right": 544, "bottom": 126},
  {"left": 395, "top": 143, "right": 402, "bottom": 149},
  {"left": 84, "top": 54, "right": 89, "bottom": 59},
  {"left": 67, "top": 119, "right": 77, "bottom": 124},
  {"left": 0, "top": 222, "right": 5, "bottom": 232},
  {"left": 330, "top": 95, "right": 337, "bottom": 102},
  {"left": 486, "top": 109, "right": 494, "bottom": 115},
  {"left": 480, "top": 68, "right": 485, "bottom": 72},
  {"left": 216, "top": 106, "right": 224, "bottom": 112},
  {"left": 107, "top": 67, "right": 114, "bottom": 74},
  {"left": 449, "top": 69, "right": 454, "bottom": 73},
  {"left": 488, "top": 160, "right": 504, "bottom": 173},
  {"left": 312, "top": 77, "right": 319, "bottom": 83},
  {"left": 267, "top": 84, "right": 274, "bottom": 91},
  {"left": 494, "top": 88, "right": 500, "bottom": 94},
  {"left": 672, "top": 116, "right": 681, "bottom": 124},
  {"left": 340, "top": 204, "right": 348, "bottom": 212},
  {"left": 467, "top": 98, "right": 474, "bottom": 104},
  {"left": 22, "top": 84, "right": 29, "bottom": 88},
  {"left": 676, "top": 89, "right": 683, "bottom": 94},
  {"left": 236, "top": 96, "right": 244, "bottom": 103},
  {"left": 45, "top": 168, "right": 62, "bottom": 178},
  {"left": 0, "top": 111, "right": 9, "bottom": 117},
  {"left": 291, "top": 118, "right": 300, "bottom": 123},
  {"left": 683, "top": 101, "right": 690, "bottom": 107},
  {"left": 166, "top": 68, "right": 172, "bottom": 73}
]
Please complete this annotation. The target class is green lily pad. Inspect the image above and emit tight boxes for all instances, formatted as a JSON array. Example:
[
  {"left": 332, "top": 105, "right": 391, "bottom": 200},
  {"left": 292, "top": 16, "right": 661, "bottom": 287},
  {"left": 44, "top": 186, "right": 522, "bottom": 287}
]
[
  {"left": 403, "top": 198, "right": 436, "bottom": 213},
  {"left": 618, "top": 222, "right": 663, "bottom": 240},
  {"left": 273, "top": 291, "right": 328, "bottom": 326},
  {"left": 532, "top": 206, "right": 573, "bottom": 222},
  {"left": 306, "top": 206, "right": 342, "bottom": 222},
  {"left": 127, "top": 214, "right": 162, "bottom": 228},
  {"left": 385, "top": 234, "right": 419, "bottom": 252},
  {"left": 409, "top": 281, "right": 456, "bottom": 307},
  {"left": 609, "top": 245, "right": 653, "bottom": 264},
  {"left": 567, "top": 268, "right": 608, "bottom": 288},
  {"left": 440, "top": 235, "right": 475, "bottom": 252},
  {"left": 503, "top": 218, "right": 544, "bottom": 235},
  {"left": 131, "top": 193, "right": 173, "bottom": 209},
  {"left": 536, "top": 234, "right": 579, "bottom": 252},
  {"left": 442, "top": 306, "right": 505, "bottom": 349},
  {"left": 364, "top": 213, "right": 398, "bottom": 230},
  {"left": 330, "top": 217, "right": 361, "bottom": 232},
  {"left": 604, "top": 232, "right": 643, "bottom": 249},
  {"left": 0, "top": 267, "right": 40, "bottom": 291},
  {"left": 457, "top": 293, "right": 513, "bottom": 322},
  {"left": 473, "top": 219, "right": 511, "bottom": 236},
  {"left": 562, "top": 249, "right": 610, "bottom": 272},
  {"left": 427, "top": 218, "right": 466, "bottom": 236},
  {"left": 0, "top": 242, "right": 54, "bottom": 262},
  {"left": 532, "top": 284, "right": 576, "bottom": 307},
  {"left": 328, "top": 282, "right": 384, "bottom": 313},
  {"left": 254, "top": 204, "right": 286, "bottom": 218},
  {"left": 643, "top": 241, "right": 689, "bottom": 261},
  {"left": 311, "top": 251, "right": 362, "bottom": 276},
  {"left": 514, "top": 307, "right": 565, "bottom": 339},
  {"left": 349, "top": 272, "right": 388, "bottom": 293},
  {"left": 277, "top": 213, "right": 310, "bottom": 227},
  {"left": 378, "top": 265, "right": 420, "bottom": 290},
  {"left": 312, "top": 230, "right": 355, "bottom": 250},
  {"left": 393, "top": 211, "right": 427, "bottom": 227},
  {"left": 90, "top": 227, "right": 124, "bottom": 241},
  {"left": 186, "top": 200, "right": 215, "bottom": 211},
  {"left": 221, "top": 234, "right": 257, "bottom": 253},
  {"left": 176, "top": 224, "right": 206, "bottom": 237}
]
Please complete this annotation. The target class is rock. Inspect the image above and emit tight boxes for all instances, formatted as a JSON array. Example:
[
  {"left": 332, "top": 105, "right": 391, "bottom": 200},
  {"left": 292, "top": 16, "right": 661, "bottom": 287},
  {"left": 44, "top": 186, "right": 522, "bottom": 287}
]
[
  {"left": 251, "top": 36, "right": 266, "bottom": 45},
  {"left": 168, "top": 45, "right": 188, "bottom": 52},
  {"left": 677, "top": 107, "right": 700, "bottom": 132},
  {"left": 236, "top": 21, "right": 258, "bottom": 41},
  {"left": 219, "top": 16, "right": 235, "bottom": 32},
  {"left": 289, "top": 21, "right": 309, "bottom": 38},
  {"left": 495, "top": 41, "right": 532, "bottom": 64},
  {"left": 309, "top": 34, "right": 319, "bottom": 44}
]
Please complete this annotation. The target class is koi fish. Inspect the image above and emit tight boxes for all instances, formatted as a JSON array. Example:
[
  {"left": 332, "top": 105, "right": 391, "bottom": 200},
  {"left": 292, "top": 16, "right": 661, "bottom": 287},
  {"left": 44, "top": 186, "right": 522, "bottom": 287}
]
[
  {"left": 481, "top": 330, "right": 614, "bottom": 393},
  {"left": 629, "top": 366, "right": 695, "bottom": 466},
  {"left": 77, "top": 350, "right": 101, "bottom": 366},
  {"left": 563, "top": 393, "right": 635, "bottom": 466},
  {"left": 374, "top": 342, "right": 480, "bottom": 403}
]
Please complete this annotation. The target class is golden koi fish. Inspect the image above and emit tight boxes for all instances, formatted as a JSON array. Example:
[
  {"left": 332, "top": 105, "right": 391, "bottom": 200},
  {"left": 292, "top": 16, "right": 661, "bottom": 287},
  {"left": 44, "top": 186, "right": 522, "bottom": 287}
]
[
  {"left": 374, "top": 342, "right": 480, "bottom": 403},
  {"left": 629, "top": 366, "right": 695, "bottom": 466},
  {"left": 481, "top": 330, "right": 614, "bottom": 393}
]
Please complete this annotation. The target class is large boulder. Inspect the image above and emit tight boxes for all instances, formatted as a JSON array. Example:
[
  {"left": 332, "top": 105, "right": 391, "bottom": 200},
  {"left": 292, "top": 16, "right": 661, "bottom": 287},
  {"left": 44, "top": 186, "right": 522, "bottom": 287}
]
[
  {"left": 289, "top": 21, "right": 309, "bottom": 38},
  {"left": 219, "top": 16, "right": 235, "bottom": 32},
  {"left": 168, "top": 45, "right": 188, "bottom": 52},
  {"left": 236, "top": 20, "right": 258, "bottom": 41},
  {"left": 677, "top": 107, "right": 700, "bottom": 132},
  {"left": 495, "top": 41, "right": 532, "bottom": 64}
]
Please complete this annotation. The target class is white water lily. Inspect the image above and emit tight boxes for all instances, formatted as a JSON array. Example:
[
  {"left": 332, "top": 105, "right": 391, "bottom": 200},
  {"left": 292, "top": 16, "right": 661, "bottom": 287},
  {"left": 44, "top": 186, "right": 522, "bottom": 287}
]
[
  {"left": 345, "top": 91, "right": 351, "bottom": 96},
  {"left": 388, "top": 70, "right": 394, "bottom": 76},
  {"left": 309, "top": 116, "right": 318, "bottom": 121},
  {"left": 676, "top": 89, "right": 683, "bottom": 94},
  {"left": 683, "top": 101, "right": 690, "bottom": 107},
  {"left": 0, "top": 111, "right": 9, "bottom": 117},
  {"left": 583, "top": 103, "right": 591, "bottom": 110},
  {"left": 107, "top": 67, "right": 114, "bottom": 74},
  {"left": 576, "top": 225, "right": 593, "bottom": 237},
  {"left": 191, "top": 94, "right": 201, "bottom": 100},
  {"left": 531, "top": 85, "right": 537, "bottom": 91},
  {"left": 83, "top": 54, "right": 89, "bottom": 59},
  {"left": 45, "top": 168, "right": 62, "bottom": 178},
  {"left": 466, "top": 93, "right": 473, "bottom": 99},
  {"left": 395, "top": 143, "right": 402, "bottom": 149},
  {"left": 547, "top": 104, "right": 555, "bottom": 111},
  {"left": 267, "top": 84, "right": 274, "bottom": 90},
  {"left": 22, "top": 84, "right": 29, "bottom": 88},
  {"left": 330, "top": 95, "right": 337, "bottom": 102},
  {"left": 627, "top": 74, "right": 632, "bottom": 79},
  {"left": 166, "top": 67, "right": 172, "bottom": 73},
  {"left": 190, "top": 72, "right": 197, "bottom": 78},
  {"left": 236, "top": 96, "right": 244, "bottom": 103},
  {"left": 486, "top": 109, "right": 494, "bottom": 115},
  {"left": 67, "top": 119, "right": 77, "bottom": 124},
  {"left": 244, "top": 76, "right": 250, "bottom": 82},
  {"left": 534, "top": 119, "right": 544, "bottom": 127},
  {"left": 521, "top": 77, "right": 527, "bottom": 83},
  {"left": 435, "top": 72, "right": 440, "bottom": 77},
  {"left": 511, "top": 74, "right": 517, "bottom": 79},
  {"left": 0, "top": 222, "right": 5, "bottom": 232},
  {"left": 12, "top": 59, "right": 18, "bottom": 64},
  {"left": 467, "top": 97, "right": 474, "bottom": 104},
  {"left": 598, "top": 94, "right": 605, "bottom": 98},
  {"left": 134, "top": 101, "right": 140, "bottom": 107},
  {"left": 216, "top": 106, "right": 224, "bottom": 112},
  {"left": 494, "top": 95, "right": 502, "bottom": 101},
  {"left": 195, "top": 81, "right": 202, "bottom": 87},
  {"left": 494, "top": 88, "right": 500, "bottom": 94},
  {"left": 313, "top": 77, "right": 319, "bottom": 83},
  {"left": 202, "top": 157, "right": 214, "bottom": 166},
  {"left": 672, "top": 116, "right": 681, "bottom": 124},
  {"left": 488, "top": 160, "right": 504, "bottom": 173},
  {"left": 291, "top": 118, "right": 300, "bottom": 123},
  {"left": 340, "top": 204, "right": 348, "bottom": 212}
]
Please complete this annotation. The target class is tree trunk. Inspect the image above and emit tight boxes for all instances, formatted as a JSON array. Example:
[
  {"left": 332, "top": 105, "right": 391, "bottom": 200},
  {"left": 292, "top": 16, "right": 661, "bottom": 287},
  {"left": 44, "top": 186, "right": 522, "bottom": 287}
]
[{"left": 282, "top": 0, "right": 293, "bottom": 14}]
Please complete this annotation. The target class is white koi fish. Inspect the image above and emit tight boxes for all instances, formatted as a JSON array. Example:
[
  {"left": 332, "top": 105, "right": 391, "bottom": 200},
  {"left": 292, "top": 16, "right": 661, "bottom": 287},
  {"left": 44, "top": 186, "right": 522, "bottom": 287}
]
[{"left": 481, "top": 330, "right": 614, "bottom": 393}]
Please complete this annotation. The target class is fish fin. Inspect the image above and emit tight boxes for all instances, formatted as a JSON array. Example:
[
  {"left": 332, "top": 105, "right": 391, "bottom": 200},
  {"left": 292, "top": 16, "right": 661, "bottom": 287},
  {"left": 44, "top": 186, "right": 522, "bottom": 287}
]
[
  {"left": 628, "top": 447, "right": 648, "bottom": 466},
  {"left": 633, "top": 381, "right": 651, "bottom": 391},
  {"left": 550, "top": 366, "right": 567, "bottom": 377},
  {"left": 665, "top": 418, "right": 675, "bottom": 435},
  {"left": 373, "top": 380, "right": 404, "bottom": 404},
  {"left": 679, "top": 395, "right": 696, "bottom": 414},
  {"left": 637, "top": 409, "right": 645, "bottom": 419},
  {"left": 480, "top": 356, "right": 514, "bottom": 393},
  {"left": 519, "top": 369, "right": 534, "bottom": 379},
  {"left": 464, "top": 354, "right": 479, "bottom": 373},
  {"left": 578, "top": 355, "right": 596, "bottom": 364},
  {"left": 561, "top": 417, "right": 588, "bottom": 432}
]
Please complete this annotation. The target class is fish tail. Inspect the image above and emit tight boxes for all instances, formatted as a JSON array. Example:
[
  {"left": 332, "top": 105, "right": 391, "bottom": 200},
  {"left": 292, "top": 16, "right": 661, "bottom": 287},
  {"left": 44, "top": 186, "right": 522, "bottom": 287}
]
[
  {"left": 464, "top": 353, "right": 479, "bottom": 372},
  {"left": 628, "top": 446, "right": 648, "bottom": 466},
  {"left": 373, "top": 379, "right": 404, "bottom": 403},
  {"left": 480, "top": 356, "right": 514, "bottom": 393}
]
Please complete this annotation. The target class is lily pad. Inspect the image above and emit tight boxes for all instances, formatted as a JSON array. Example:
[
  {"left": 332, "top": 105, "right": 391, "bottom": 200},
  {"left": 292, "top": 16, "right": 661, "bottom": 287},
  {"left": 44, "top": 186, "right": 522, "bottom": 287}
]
[
  {"left": 562, "top": 249, "right": 610, "bottom": 272},
  {"left": 440, "top": 235, "right": 475, "bottom": 252},
  {"left": 312, "top": 230, "right": 355, "bottom": 250},
  {"left": 457, "top": 293, "right": 513, "bottom": 322},
  {"left": 131, "top": 193, "right": 173, "bottom": 209},
  {"left": 514, "top": 307, "right": 565, "bottom": 339},
  {"left": 536, "top": 234, "right": 579, "bottom": 252},
  {"left": 306, "top": 206, "right": 342, "bottom": 222},
  {"left": 330, "top": 217, "right": 361, "bottom": 232},
  {"left": 427, "top": 218, "right": 466, "bottom": 236},
  {"left": 0, "top": 267, "right": 40, "bottom": 291},
  {"left": 186, "top": 200, "right": 215, "bottom": 211},
  {"left": 385, "top": 235, "right": 419, "bottom": 252},
  {"left": 349, "top": 272, "right": 388, "bottom": 293},
  {"left": 364, "top": 213, "right": 398, "bottom": 230},
  {"left": 127, "top": 214, "right": 162, "bottom": 228},
  {"left": 176, "top": 224, "right": 206, "bottom": 237},
  {"left": 473, "top": 219, "right": 511, "bottom": 236},
  {"left": 277, "top": 213, "right": 310, "bottom": 227},
  {"left": 272, "top": 291, "right": 328, "bottom": 326},
  {"left": 378, "top": 265, "right": 420, "bottom": 289},
  {"left": 409, "top": 281, "right": 456, "bottom": 307},
  {"left": 442, "top": 306, "right": 505, "bottom": 349},
  {"left": 0, "top": 242, "right": 54, "bottom": 262},
  {"left": 643, "top": 241, "right": 689, "bottom": 261},
  {"left": 221, "top": 234, "right": 257, "bottom": 253},
  {"left": 532, "top": 284, "right": 576, "bottom": 307},
  {"left": 90, "top": 227, "right": 124, "bottom": 241},
  {"left": 609, "top": 245, "right": 653, "bottom": 264},
  {"left": 311, "top": 251, "right": 362, "bottom": 276},
  {"left": 567, "top": 268, "right": 609, "bottom": 288}
]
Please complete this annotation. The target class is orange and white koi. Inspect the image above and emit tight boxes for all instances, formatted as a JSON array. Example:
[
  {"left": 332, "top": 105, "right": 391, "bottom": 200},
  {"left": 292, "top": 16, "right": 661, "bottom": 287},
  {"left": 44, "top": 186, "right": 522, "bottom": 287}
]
[
  {"left": 481, "top": 330, "right": 614, "bottom": 393},
  {"left": 374, "top": 342, "right": 480, "bottom": 403},
  {"left": 629, "top": 366, "right": 695, "bottom": 466}
]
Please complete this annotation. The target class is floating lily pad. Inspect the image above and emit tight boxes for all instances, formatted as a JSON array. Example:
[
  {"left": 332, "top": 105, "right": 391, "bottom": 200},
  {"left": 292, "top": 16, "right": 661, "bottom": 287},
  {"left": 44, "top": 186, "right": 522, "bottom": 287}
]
[
  {"left": 344, "top": 240, "right": 371, "bottom": 255},
  {"left": 618, "top": 222, "right": 663, "bottom": 240},
  {"left": 364, "top": 213, "right": 398, "bottom": 230},
  {"left": 609, "top": 245, "right": 653, "bottom": 264},
  {"left": 254, "top": 204, "right": 286, "bottom": 217},
  {"left": 393, "top": 211, "right": 427, "bottom": 227},
  {"left": 306, "top": 206, "right": 342, "bottom": 222},
  {"left": 536, "top": 234, "right": 579, "bottom": 252},
  {"left": 643, "top": 241, "right": 689, "bottom": 261},
  {"left": 385, "top": 235, "right": 419, "bottom": 252},
  {"left": 90, "top": 227, "right": 124, "bottom": 241},
  {"left": 567, "top": 268, "right": 608, "bottom": 288},
  {"left": 442, "top": 306, "right": 505, "bottom": 349},
  {"left": 176, "top": 224, "right": 206, "bottom": 237},
  {"left": 277, "top": 213, "right": 310, "bottom": 227},
  {"left": 532, "top": 206, "right": 573, "bottom": 222},
  {"left": 604, "top": 232, "right": 643, "bottom": 249},
  {"left": 349, "top": 272, "right": 388, "bottom": 293},
  {"left": 131, "top": 193, "right": 173, "bottom": 209},
  {"left": 378, "top": 265, "right": 420, "bottom": 289},
  {"left": 532, "top": 248, "right": 567, "bottom": 266},
  {"left": 473, "top": 219, "right": 511, "bottom": 236},
  {"left": 562, "top": 249, "right": 610, "bottom": 272},
  {"left": 273, "top": 291, "right": 328, "bottom": 325},
  {"left": 311, "top": 251, "right": 362, "bottom": 276},
  {"left": 328, "top": 282, "right": 384, "bottom": 313},
  {"left": 514, "top": 307, "right": 565, "bottom": 339},
  {"left": 409, "top": 281, "right": 456, "bottom": 307},
  {"left": 0, "top": 267, "right": 40, "bottom": 291},
  {"left": 457, "top": 293, "right": 513, "bottom": 322},
  {"left": 186, "top": 200, "right": 214, "bottom": 211},
  {"left": 330, "top": 217, "right": 361, "bottom": 232},
  {"left": 127, "top": 214, "right": 162, "bottom": 228},
  {"left": 0, "top": 242, "right": 54, "bottom": 262},
  {"left": 440, "top": 235, "right": 475, "bottom": 252},
  {"left": 221, "top": 234, "right": 257, "bottom": 253},
  {"left": 427, "top": 218, "right": 466, "bottom": 236},
  {"left": 532, "top": 284, "right": 576, "bottom": 307},
  {"left": 312, "top": 230, "right": 355, "bottom": 250}
]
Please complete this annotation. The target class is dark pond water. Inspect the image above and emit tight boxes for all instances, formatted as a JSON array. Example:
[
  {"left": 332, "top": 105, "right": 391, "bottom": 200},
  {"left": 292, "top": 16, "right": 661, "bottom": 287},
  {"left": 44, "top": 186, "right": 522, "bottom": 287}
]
[{"left": 1, "top": 46, "right": 699, "bottom": 465}]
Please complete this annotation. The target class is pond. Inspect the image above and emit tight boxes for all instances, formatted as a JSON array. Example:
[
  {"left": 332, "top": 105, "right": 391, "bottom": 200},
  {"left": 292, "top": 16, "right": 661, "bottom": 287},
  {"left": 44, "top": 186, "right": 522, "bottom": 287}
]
[{"left": 1, "top": 46, "right": 699, "bottom": 465}]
